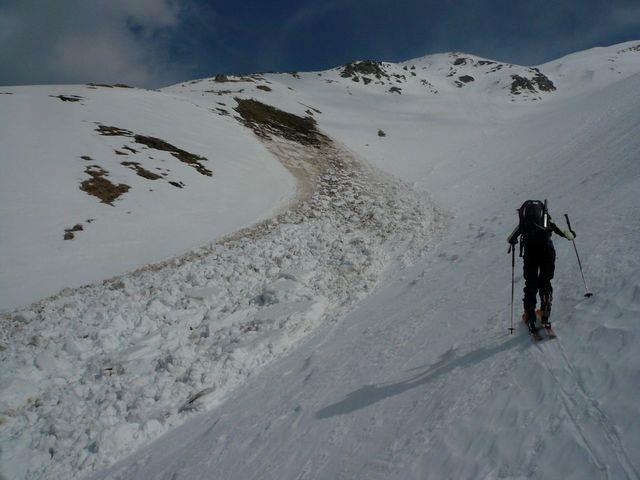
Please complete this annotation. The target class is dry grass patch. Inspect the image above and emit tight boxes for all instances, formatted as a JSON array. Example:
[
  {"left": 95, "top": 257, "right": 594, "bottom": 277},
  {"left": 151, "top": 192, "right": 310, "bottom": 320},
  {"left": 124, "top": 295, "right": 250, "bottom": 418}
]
[
  {"left": 95, "top": 124, "right": 212, "bottom": 177},
  {"left": 121, "top": 161, "right": 162, "bottom": 180},
  {"left": 80, "top": 165, "right": 130, "bottom": 205},
  {"left": 234, "top": 98, "right": 327, "bottom": 146}
]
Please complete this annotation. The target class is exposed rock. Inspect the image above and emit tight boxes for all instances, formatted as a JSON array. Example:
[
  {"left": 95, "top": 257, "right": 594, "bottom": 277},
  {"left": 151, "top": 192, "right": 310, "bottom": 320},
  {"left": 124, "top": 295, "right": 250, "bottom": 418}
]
[
  {"left": 340, "top": 60, "right": 388, "bottom": 80},
  {"left": 510, "top": 70, "right": 556, "bottom": 95},
  {"left": 530, "top": 69, "right": 556, "bottom": 92},
  {"left": 50, "top": 95, "right": 83, "bottom": 102}
]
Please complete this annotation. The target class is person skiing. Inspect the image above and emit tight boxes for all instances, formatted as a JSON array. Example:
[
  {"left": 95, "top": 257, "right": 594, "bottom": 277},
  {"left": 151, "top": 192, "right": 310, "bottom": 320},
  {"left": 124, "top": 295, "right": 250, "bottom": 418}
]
[{"left": 507, "top": 199, "right": 575, "bottom": 334}]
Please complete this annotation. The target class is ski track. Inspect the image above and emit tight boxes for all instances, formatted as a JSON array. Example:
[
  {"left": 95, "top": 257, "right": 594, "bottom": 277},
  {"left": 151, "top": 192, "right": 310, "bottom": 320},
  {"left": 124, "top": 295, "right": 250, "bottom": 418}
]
[
  {"left": 0, "top": 121, "right": 440, "bottom": 480},
  {"left": 537, "top": 338, "right": 639, "bottom": 480}
]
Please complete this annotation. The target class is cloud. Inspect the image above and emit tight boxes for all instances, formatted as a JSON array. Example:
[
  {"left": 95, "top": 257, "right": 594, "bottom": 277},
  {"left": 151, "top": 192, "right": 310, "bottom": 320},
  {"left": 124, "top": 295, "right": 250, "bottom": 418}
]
[{"left": 0, "top": 0, "right": 188, "bottom": 88}]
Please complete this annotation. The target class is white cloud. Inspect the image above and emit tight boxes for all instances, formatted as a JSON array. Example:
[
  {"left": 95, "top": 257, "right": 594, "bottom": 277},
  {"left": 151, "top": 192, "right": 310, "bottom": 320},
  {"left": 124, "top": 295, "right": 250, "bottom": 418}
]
[{"left": 0, "top": 0, "right": 188, "bottom": 87}]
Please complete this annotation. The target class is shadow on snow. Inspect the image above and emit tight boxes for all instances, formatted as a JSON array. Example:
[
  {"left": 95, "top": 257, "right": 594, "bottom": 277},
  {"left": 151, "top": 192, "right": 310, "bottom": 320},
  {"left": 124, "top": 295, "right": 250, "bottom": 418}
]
[{"left": 316, "top": 334, "right": 528, "bottom": 419}]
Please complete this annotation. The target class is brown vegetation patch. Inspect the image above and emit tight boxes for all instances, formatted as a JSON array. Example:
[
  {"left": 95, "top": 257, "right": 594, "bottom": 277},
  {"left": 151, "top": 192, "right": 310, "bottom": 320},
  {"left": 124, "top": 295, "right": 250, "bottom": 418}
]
[
  {"left": 133, "top": 135, "right": 212, "bottom": 176},
  {"left": 256, "top": 85, "right": 272, "bottom": 92},
  {"left": 95, "top": 124, "right": 212, "bottom": 176},
  {"left": 121, "top": 161, "right": 162, "bottom": 180},
  {"left": 80, "top": 165, "right": 130, "bottom": 205},
  {"left": 234, "top": 98, "right": 327, "bottom": 146},
  {"left": 96, "top": 125, "right": 133, "bottom": 136}
]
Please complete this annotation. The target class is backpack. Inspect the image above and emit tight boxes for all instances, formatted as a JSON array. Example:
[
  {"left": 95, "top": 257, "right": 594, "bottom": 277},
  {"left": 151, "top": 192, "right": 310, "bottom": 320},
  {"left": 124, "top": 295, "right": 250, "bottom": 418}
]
[{"left": 518, "top": 199, "right": 549, "bottom": 243}]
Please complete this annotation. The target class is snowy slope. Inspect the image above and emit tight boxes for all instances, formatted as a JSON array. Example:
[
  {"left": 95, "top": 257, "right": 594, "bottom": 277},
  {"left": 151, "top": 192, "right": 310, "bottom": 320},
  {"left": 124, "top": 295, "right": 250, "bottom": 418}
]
[
  {"left": 0, "top": 85, "right": 295, "bottom": 309},
  {"left": 97, "top": 41, "right": 640, "bottom": 479},
  {"left": 2, "top": 41, "right": 640, "bottom": 480}
]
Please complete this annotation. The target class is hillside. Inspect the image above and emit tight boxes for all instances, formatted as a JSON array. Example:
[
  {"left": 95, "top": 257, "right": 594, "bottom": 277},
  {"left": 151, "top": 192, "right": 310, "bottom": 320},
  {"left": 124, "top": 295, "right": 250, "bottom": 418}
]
[
  {"left": 1, "top": 40, "right": 640, "bottom": 480},
  {"left": 0, "top": 85, "right": 297, "bottom": 309}
]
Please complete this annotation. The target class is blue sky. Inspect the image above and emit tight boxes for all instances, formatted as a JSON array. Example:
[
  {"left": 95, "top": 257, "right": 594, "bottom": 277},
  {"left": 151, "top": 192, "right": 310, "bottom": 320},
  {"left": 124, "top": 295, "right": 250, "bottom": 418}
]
[{"left": 1, "top": 0, "right": 639, "bottom": 87}]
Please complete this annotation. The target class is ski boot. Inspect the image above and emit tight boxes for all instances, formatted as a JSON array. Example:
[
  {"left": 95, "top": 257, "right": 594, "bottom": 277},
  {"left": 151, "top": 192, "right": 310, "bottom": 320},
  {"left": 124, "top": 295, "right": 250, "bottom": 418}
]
[
  {"left": 540, "top": 293, "right": 552, "bottom": 328},
  {"left": 525, "top": 309, "right": 540, "bottom": 339}
]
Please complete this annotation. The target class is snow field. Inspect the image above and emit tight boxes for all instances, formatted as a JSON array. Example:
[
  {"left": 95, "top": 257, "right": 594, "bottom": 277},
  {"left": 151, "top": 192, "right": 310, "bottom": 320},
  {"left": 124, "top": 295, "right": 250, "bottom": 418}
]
[
  {"left": 0, "top": 85, "right": 295, "bottom": 309},
  {"left": 0, "top": 133, "right": 439, "bottom": 479},
  {"left": 1, "top": 40, "right": 640, "bottom": 480},
  {"left": 91, "top": 42, "right": 640, "bottom": 480}
]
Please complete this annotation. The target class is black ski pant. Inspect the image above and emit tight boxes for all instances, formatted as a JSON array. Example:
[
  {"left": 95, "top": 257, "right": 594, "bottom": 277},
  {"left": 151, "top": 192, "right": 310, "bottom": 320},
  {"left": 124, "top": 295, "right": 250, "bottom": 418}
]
[{"left": 522, "top": 240, "right": 556, "bottom": 315}]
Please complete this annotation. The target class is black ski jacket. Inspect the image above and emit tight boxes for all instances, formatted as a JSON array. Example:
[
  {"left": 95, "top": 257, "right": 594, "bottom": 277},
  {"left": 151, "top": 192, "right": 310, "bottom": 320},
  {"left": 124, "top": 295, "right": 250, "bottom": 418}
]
[{"left": 507, "top": 217, "right": 572, "bottom": 246}]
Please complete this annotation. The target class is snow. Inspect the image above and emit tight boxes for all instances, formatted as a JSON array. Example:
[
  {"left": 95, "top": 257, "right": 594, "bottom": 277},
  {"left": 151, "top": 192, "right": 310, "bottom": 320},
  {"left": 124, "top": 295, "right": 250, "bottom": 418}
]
[
  {"left": 0, "top": 121, "right": 436, "bottom": 479},
  {"left": 2, "top": 40, "right": 640, "bottom": 480},
  {"left": 0, "top": 85, "right": 296, "bottom": 309}
]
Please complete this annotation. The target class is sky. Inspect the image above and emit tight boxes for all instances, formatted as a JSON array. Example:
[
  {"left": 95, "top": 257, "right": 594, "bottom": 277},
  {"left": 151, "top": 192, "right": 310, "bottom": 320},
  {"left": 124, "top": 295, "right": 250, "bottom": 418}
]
[{"left": 1, "top": 0, "right": 639, "bottom": 88}]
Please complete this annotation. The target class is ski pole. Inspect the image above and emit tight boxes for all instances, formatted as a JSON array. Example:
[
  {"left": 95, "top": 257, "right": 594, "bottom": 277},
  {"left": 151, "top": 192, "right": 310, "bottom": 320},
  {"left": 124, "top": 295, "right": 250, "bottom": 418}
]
[
  {"left": 508, "top": 244, "right": 515, "bottom": 334},
  {"left": 564, "top": 214, "right": 593, "bottom": 298}
]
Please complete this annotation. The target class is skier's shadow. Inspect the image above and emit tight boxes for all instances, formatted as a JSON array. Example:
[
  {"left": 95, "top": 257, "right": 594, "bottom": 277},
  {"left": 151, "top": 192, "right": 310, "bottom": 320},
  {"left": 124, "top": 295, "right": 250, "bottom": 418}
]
[{"left": 315, "top": 335, "right": 526, "bottom": 419}]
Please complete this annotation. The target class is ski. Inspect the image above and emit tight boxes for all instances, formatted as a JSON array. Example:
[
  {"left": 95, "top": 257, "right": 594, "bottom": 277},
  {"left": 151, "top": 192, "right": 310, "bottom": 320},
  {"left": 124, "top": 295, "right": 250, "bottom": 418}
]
[
  {"left": 541, "top": 322, "right": 557, "bottom": 339},
  {"left": 521, "top": 309, "right": 557, "bottom": 340},
  {"left": 537, "top": 309, "right": 557, "bottom": 339},
  {"left": 522, "top": 312, "right": 542, "bottom": 341}
]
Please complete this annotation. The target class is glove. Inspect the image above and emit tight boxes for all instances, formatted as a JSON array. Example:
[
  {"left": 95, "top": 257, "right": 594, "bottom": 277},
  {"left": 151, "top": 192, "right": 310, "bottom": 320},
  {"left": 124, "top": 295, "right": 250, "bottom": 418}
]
[{"left": 562, "top": 229, "right": 575, "bottom": 240}]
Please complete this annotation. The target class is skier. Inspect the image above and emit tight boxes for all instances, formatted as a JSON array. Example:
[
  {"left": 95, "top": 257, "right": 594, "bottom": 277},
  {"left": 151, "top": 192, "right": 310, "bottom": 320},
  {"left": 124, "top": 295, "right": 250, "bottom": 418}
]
[{"left": 507, "top": 199, "right": 575, "bottom": 334}]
